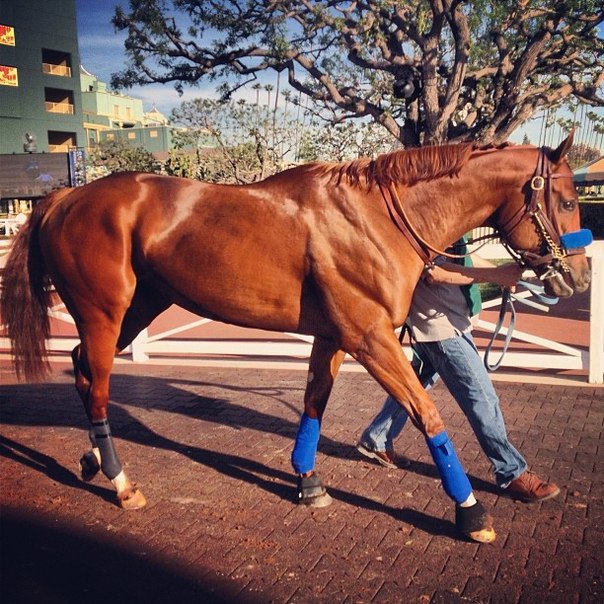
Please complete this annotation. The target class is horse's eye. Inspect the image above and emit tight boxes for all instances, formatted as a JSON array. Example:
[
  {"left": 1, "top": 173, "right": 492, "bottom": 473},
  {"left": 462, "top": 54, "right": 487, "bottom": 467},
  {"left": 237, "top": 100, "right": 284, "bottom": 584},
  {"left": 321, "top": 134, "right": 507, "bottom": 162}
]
[{"left": 560, "top": 199, "right": 576, "bottom": 212}]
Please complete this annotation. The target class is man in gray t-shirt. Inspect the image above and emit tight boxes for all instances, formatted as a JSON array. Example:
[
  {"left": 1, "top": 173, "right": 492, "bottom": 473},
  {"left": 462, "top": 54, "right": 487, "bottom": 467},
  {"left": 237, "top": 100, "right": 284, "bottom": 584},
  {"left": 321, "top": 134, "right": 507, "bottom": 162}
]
[{"left": 357, "top": 242, "right": 560, "bottom": 503}]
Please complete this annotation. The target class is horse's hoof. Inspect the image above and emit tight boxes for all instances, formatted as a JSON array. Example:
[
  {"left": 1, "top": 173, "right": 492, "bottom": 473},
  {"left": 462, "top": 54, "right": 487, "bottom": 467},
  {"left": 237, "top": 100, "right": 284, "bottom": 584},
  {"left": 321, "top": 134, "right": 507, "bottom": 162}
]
[
  {"left": 305, "top": 492, "right": 333, "bottom": 508},
  {"left": 118, "top": 488, "right": 147, "bottom": 510},
  {"left": 455, "top": 501, "right": 496, "bottom": 543},
  {"left": 296, "top": 473, "right": 333, "bottom": 508},
  {"left": 79, "top": 451, "right": 100, "bottom": 482},
  {"left": 467, "top": 527, "right": 497, "bottom": 543}
]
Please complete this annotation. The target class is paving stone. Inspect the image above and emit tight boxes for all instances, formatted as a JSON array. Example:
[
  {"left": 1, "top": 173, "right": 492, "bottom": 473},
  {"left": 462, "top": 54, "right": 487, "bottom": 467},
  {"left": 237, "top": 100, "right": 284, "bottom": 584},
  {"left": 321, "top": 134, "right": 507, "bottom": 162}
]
[{"left": 1, "top": 361, "right": 602, "bottom": 602}]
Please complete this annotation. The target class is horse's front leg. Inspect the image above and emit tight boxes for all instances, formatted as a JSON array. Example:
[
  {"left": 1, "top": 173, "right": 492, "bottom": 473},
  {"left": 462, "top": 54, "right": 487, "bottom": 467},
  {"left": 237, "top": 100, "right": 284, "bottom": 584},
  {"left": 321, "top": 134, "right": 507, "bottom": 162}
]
[
  {"left": 292, "top": 337, "right": 345, "bottom": 507},
  {"left": 350, "top": 318, "right": 496, "bottom": 543}
]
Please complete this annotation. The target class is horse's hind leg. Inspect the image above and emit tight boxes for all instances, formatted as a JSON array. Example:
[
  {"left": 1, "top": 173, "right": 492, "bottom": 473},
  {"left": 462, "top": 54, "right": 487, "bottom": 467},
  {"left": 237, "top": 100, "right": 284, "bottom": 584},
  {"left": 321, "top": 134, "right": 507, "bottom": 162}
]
[
  {"left": 292, "top": 337, "right": 345, "bottom": 507},
  {"left": 115, "top": 281, "right": 172, "bottom": 352},
  {"left": 71, "top": 322, "right": 146, "bottom": 510},
  {"left": 72, "top": 286, "right": 170, "bottom": 508}
]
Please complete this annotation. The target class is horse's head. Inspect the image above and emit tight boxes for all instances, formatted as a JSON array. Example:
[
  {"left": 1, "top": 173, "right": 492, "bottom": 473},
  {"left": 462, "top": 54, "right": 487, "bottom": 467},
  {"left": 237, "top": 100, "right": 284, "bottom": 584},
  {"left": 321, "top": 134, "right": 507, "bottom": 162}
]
[{"left": 494, "top": 132, "right": 592, "bottom": 298}]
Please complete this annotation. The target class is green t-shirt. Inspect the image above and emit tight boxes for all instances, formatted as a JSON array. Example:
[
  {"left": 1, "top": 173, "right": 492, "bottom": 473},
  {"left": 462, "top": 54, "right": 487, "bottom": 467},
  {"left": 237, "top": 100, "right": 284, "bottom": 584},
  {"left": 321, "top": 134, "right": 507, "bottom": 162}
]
[{"left": 454, "top": 237, "right": 482, "bottom": 317}]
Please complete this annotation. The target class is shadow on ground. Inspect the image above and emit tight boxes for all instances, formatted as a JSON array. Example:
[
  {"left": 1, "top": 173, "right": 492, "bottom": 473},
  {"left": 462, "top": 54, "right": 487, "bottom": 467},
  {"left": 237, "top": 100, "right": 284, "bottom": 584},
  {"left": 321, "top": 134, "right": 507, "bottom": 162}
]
[{"left": 1, "top": 506, "right": 255, "bottom": 604}]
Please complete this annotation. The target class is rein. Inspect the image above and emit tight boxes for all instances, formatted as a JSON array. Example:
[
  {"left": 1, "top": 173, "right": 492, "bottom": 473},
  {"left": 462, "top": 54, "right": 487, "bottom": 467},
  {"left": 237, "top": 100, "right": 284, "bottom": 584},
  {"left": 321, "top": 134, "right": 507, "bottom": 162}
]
[
  {"left": 483, "top": 281, "right": 559, "bottom": 372},
  {"left": 379, "top": 181, "right": 479, "bottom": 267}
]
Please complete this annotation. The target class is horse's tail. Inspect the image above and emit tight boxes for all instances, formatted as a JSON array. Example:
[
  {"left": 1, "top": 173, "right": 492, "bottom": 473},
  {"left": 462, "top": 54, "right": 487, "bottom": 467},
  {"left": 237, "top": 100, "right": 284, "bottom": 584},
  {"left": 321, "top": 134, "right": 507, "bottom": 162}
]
[{"left": 0, "top": 191, "right": 67, "bottom": 382}]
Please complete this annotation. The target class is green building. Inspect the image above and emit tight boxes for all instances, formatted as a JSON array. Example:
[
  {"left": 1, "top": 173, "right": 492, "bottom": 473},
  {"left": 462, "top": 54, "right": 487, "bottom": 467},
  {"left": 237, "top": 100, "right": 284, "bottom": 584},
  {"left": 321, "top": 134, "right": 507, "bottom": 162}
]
[
  {"left": 80, "top": 68, "right": 176, "bottom": 158},
  {"left": 0, "top": 0, "right": 85, "bottom": 154}
]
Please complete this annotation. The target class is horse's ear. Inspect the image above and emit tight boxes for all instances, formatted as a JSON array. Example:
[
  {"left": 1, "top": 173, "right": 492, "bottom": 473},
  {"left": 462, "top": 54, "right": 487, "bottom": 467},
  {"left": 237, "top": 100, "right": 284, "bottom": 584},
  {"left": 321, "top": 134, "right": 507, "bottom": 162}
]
[{"left": 549, "top": 130, "right": 575, "bottom": 164}]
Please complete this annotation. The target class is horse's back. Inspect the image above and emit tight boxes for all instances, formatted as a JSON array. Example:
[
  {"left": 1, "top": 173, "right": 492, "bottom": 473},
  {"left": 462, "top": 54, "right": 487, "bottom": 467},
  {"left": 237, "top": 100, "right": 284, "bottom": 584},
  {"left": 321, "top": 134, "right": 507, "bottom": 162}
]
[{"left": 38, "top": 172, "right": 318, "bottom": 332}]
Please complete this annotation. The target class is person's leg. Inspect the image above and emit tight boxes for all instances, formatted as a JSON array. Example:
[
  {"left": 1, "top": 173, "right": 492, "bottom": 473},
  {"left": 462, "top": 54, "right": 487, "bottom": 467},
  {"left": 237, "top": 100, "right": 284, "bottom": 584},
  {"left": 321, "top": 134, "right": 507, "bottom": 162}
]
[
  {"left": 414, "top": 333, "right": 527, "bottom": 487},
  {"left": 359, "top": 394, "right": 406, "bottom": 452},
  {"left": 359, "top": 351, "right": 439, "bottom": 451}
]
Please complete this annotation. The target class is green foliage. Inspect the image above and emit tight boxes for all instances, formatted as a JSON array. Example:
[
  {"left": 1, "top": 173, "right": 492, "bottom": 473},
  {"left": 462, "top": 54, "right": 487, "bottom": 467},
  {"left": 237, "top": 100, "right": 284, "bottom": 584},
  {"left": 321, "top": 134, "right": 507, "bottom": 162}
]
[
  {"left": 88, "top": 139, "right": 161, "bottom": 175},
  {"left": 162, "top": 150, "right": 198, "bottom": 179},
  {"left": 568, "top": 144, "right": 601, "bottom": 170},
  {"left": 170, "top": 97, "right": 300, "bottom": 182},
  {"left": 167, "top": 95, "right": 399, "bottom": 183},
  {"left": 299, "top": 120, "right": 399, "bottom": 163},
  {"left": 111, "top": 1, "right": 604, "bottom": 146}
]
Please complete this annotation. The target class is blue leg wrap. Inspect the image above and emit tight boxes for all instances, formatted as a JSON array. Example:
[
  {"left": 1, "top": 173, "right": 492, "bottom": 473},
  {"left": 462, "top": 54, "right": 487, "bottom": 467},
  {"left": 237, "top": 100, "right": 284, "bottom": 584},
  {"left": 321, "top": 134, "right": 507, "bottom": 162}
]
[
  {"left": 291, "top": 413, "right": 321, "bottom": 474},
  {"left": 427, "top": 431, "right": 472, "bottom": 504}
]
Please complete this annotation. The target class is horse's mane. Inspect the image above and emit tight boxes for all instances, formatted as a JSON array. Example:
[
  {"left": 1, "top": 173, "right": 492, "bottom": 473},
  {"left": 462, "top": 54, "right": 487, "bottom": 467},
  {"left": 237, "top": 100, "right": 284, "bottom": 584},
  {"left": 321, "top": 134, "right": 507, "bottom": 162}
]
[{"left": 313, "top": 142, "right": 477, "bottom": 188}]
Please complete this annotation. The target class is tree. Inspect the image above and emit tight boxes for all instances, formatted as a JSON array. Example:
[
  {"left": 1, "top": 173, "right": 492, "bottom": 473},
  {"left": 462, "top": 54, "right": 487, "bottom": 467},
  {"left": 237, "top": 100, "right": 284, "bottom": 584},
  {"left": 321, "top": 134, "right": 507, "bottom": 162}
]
[
  {"left": 112, "top": 1, "right": 603, "bottom": 147},
  {"left": 299, "top": 120, "right": 400, "bottom": 162},
  {"left": 567, "top": 143, "right": 601, "bottom": 169},
  {"left": 87, "top": 139, "right": 160, "bottom": 177},
  {"left": 170, "top": 98, "right": 299, "bottom": 182}
]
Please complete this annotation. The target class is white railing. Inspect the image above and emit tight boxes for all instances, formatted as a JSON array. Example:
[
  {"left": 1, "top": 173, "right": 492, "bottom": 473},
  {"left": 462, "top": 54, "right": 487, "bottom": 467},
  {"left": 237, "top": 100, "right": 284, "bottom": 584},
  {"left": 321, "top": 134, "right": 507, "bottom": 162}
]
[
  {"left": 45, "top": 101, "right": 74, "bottom": 114},
  {"left": 42, "top": 63, "right": 72, "bottom": 77},
  {"left": 1, "top": 243, "right": 602, "bottom": 384},
  {"left": 47, "top": 144, "right": 71, "bottom": 152},
  {"left": 127, "top": 241, "right": 604, "bottom": 384}
]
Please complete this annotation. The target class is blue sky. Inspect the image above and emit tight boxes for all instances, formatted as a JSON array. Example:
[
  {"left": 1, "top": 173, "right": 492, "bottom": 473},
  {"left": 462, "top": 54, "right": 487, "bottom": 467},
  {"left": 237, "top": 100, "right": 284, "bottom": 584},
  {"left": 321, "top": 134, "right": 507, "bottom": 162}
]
[
  {"left": 76, "top": 0, "right": 211, "bottom": 116},
  {"left": 75, "top": 0, "right": 601, "bottom": 147}
]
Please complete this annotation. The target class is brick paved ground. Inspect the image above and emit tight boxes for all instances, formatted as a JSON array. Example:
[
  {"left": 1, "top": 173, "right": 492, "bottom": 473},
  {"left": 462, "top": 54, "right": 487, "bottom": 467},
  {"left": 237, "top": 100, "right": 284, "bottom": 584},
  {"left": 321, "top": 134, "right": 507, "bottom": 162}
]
[{"left": 1, "top": 361, "right": 602, "bottom": 603}]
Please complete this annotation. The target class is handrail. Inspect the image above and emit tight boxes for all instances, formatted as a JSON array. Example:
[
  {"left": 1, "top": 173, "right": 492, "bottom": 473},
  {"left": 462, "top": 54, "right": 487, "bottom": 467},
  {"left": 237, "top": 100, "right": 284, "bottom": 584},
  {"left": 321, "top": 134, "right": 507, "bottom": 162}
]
[
  {"left": 45, "top": 101, "right": 74, "bottom": 114},
  {"left": 42, "top": 63, "right": 72, "bottom": 77}
]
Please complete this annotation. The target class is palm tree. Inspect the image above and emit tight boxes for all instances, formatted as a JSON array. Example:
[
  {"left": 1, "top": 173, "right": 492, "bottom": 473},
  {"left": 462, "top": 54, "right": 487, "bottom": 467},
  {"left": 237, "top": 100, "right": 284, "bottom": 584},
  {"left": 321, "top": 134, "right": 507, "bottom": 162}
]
[
  {"left": 252, "top": 83, "right": 261, "bottom": 107},
  {"left": 264, "top": 84, "right": 273, "bottom": 108}
]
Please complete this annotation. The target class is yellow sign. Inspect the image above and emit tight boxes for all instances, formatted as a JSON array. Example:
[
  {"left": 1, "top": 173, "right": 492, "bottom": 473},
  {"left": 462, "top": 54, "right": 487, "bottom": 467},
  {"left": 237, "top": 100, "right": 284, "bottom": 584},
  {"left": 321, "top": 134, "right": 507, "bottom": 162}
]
[
  {"left": 0, "top": 65, "right": 18, "bottom": 86},
  {"left": 0, "top": 25, "right": 15, "bottom": 46}
]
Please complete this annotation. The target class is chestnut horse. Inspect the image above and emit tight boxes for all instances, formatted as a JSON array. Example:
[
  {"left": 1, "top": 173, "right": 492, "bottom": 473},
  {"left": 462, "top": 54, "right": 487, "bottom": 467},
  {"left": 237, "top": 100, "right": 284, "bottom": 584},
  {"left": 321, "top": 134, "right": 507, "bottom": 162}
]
[{"left": 1, "top": 133, "right": 591, "bottom": 543}]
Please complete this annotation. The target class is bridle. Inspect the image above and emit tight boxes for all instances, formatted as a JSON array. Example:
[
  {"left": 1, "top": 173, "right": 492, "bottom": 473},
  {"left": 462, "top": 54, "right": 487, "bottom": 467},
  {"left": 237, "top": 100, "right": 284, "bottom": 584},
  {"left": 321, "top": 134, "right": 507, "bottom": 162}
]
[
  {"left": 379, "top": 146, "right": 592, "bottom": 280},
  {"left": 496, "top": 147, "right": 590, "bottom": 280}
]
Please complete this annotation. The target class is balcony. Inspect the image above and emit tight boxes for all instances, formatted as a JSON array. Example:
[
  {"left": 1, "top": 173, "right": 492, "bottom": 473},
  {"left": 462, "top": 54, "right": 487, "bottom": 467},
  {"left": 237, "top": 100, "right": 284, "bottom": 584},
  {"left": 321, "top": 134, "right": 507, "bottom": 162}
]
[
  {"left": 48, "top": 144, "right": 71, "bottom": 152},
  {"left": 42, "top": 63, "right": 72, "bottom": 77},
  {"left": 45, "top": 101, "right": 75, "bottom": 114}
]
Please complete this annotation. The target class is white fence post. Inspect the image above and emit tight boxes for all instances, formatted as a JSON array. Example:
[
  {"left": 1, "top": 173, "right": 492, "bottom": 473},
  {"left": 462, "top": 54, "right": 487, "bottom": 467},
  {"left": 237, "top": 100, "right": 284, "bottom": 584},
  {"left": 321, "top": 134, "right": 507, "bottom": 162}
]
[
  {"left": 588, "top": 241, "right": 604, "bottom": 384},
  {"left": 129, "top": 328, "right": 149, "bottom": 363}
]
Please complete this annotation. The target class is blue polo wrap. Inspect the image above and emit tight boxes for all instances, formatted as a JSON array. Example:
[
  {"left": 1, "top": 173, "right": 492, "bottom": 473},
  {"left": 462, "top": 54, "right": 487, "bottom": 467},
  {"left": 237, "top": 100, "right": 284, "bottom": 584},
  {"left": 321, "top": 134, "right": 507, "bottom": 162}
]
[
  {"left": 560, "top": 229, "right": 592, "bottom": 251},
  {"left": 291, "top": 413, "right": 321, "bottom": 474},
  {"left": 427, "top": 431, "right": 472, "bottom": 504}
]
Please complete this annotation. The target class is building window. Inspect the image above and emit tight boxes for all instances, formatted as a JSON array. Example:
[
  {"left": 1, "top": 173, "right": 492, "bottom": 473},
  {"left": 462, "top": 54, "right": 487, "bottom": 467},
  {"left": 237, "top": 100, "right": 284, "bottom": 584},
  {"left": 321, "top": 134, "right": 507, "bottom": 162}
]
[
  {"left": 48, "top": 131, "right": 76, "bottom": 152},
  {"left": 106, "top": 133, "right": 115, "bottom": 140},
  {"left": 127, "top": 132, "right": 136, "bottom": 139},
  {"left": 44, "top": 87, "right": 75, "bottom": 114},
  {"left": 0, "top": 64, "right": 18, "bottom": 86},
  {"left": 113, "top": 105, "right": 120, "bottom": 117},
  {"left": 0, "top": 24, "right": 15, "bottom": 46},
  {"left": 42, "top": 49, "right": 72, "bottom": 78},
  {"left": 149, "top": 130, "right": 158, "bottom": 138}
]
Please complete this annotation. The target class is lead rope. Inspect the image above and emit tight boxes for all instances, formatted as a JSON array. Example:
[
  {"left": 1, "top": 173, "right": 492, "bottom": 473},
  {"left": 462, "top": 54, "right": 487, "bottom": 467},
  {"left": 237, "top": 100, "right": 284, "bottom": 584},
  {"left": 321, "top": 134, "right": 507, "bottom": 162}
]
[{"left": 483, "top": 281, "right": 559, "bottom": 372}]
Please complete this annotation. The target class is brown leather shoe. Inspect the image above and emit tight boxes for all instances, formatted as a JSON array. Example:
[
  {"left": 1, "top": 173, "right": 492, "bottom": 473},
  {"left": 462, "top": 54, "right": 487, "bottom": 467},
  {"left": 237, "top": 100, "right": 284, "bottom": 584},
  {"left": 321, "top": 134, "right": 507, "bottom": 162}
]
[
  {"left": 504, "top": 471, "right": 560, "bottom": 502},
  {"left": 356, "top": 442, "right": 410, "bottom": 469}
]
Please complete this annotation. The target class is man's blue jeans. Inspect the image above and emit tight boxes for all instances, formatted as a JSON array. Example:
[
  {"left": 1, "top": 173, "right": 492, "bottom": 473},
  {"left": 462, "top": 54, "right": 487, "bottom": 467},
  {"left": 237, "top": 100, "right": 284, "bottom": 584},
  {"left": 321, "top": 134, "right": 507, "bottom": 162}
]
[{"left": 360, "top": 331, "right": 527, "bottom": 487}]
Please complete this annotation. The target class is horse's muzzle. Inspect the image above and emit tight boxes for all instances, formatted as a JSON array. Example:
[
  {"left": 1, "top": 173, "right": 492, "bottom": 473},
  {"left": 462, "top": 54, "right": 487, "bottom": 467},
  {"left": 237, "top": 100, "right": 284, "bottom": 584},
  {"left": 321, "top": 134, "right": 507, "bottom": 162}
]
[{"left": 542, "top": 263, "right": 591, "bottom": 297}]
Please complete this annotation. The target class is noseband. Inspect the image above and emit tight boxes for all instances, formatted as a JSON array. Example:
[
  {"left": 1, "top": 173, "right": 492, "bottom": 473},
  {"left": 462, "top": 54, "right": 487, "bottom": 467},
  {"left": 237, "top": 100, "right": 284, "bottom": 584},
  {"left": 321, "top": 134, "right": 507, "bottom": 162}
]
[{"left": 497, "top": 147, "right": 592, "bottom": 279}]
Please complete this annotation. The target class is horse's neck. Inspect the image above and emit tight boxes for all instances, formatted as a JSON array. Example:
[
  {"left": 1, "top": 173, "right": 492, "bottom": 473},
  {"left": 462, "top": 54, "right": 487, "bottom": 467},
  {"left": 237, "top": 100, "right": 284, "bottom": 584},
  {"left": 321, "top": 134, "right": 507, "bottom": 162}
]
[
  {"left": 403, "top": 149, "right": 530, "bottom": 250},
  {"left": 403, "top": 177, "right": 499, "bottom": 251}
]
